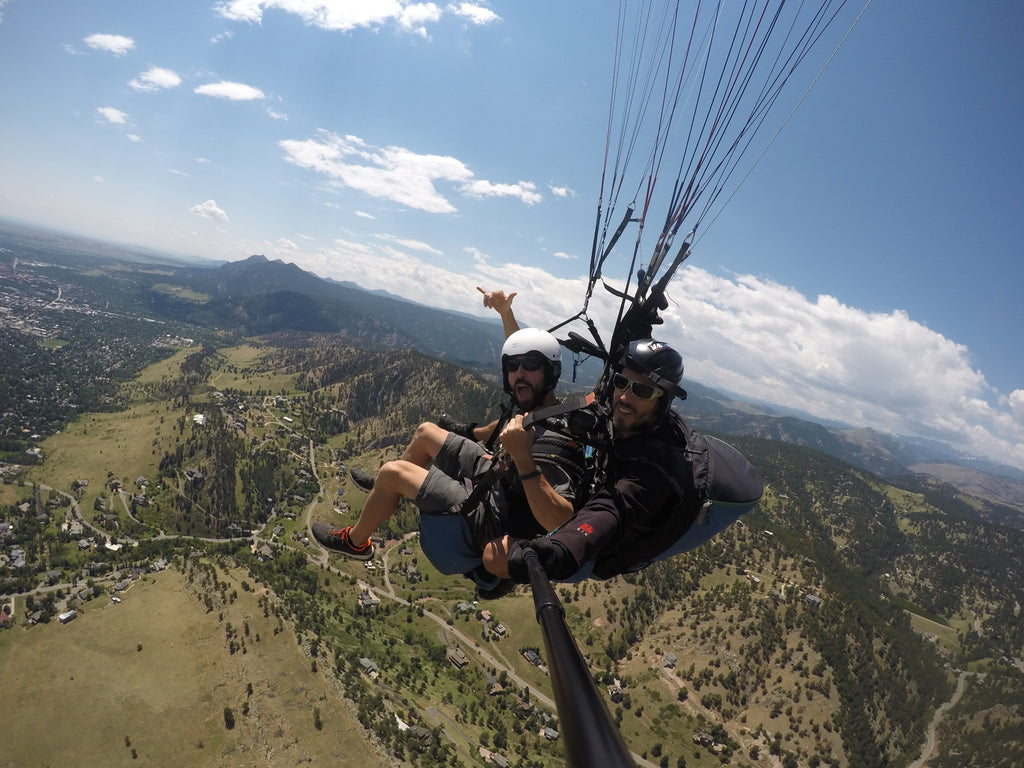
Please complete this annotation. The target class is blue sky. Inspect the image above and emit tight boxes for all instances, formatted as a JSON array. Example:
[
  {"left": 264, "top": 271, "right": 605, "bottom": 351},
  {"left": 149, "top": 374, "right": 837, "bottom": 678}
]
[{"left": 1, "top": 1, "right": 1023, "bottom": 471}]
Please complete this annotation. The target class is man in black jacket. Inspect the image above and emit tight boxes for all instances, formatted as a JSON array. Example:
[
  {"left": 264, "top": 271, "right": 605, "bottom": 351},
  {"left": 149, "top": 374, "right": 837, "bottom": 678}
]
[{"left": 499, "top": 338, "right": 705, "bottom": 583}]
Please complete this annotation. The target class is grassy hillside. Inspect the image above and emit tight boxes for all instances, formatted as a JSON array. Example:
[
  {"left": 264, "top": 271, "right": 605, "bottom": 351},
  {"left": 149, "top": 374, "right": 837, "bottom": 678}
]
[
  {"left": 3, "top": 338, "right": 1023, "bottom": 768},
  {"left": 0, "top": 564, "right": 386, "bottom": 767}
]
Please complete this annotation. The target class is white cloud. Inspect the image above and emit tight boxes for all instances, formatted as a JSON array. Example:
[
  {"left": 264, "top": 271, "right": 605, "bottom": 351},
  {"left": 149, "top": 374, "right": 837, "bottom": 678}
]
[
  {"left": 96, "top": 107, "right": 128, "bottom": 125},
  {"left": 129, "top": 67, "right": 182, "bottom": 93},
  {"left": 1009, "top": 390, "right": 1024, "bottom": 424},
  {"left": 553, "top": 251, "right": 576, "bottom": 260},
  {"left": 217, "top": 0, "right": 416, "bottom": 31},
  {"left": 278, "top": 238, "right": 298, "bottom": 250},
  {"left": 281, "top": 131, "right": 544, "bottom": 212},
  {"left": 399, "top": 3, "right": 442, "bottom": 36},
  {"left": 215, "top": 0, "right": 496, "bottom": 33},
  {"left": 190, "top": 200, "right": 229, "bottom": 223},
  {"left": 279, "top": 131, "right": 472, "bottom": 213},
  {"left": 449, "top": 3, "right": 500, "bottom": 25},
  {"left": 354, "top": 210, "right": 375, "bottom": 219},
  {"left": 279, "top": 243, "right": 1024, "bottom": 469},
  {"left": 461, "top": 179, "right": 542, "bottom": 205},
  {"left": 194, "top": 81, "right": 265, "bottom": 101},
  {"left": 377, "top": 234, "right": 443, "bottom": 255},
  {"left": 92, "top": 176, "right": 104, "bottom": 183},
  {"left": 84, "top": 33, "right": 135, "bottom": 56},
  {"left": 127, "top": 134, "right": 142, "bottom": 143},
  {"left": 549, "top": 184, "right": 574, "bottom": 198},
  {"left": 266, "top": 106, "right": 289, "bottom": 120}
]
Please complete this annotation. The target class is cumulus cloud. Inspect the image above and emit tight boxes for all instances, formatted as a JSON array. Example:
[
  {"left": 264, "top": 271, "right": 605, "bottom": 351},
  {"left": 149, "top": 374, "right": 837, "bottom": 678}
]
[
  {"left": 399, "top": 3, "right": 442, "bottom": 37},
  {"left": 190, "top": 199, "right": 229, "bottom": 223},
  {"left": 215, "top": 0, "right": 497, "bottom": 33},
  {"left": 96, "top": 107, "right": 128, "bottom": 125},
  {"left": 194, "top": 81, "right": 265, "bottom": 101},
  {"left": 283, "top": 242, "right": 1024, "bottom": 469},
  {"left": 129, "top": 67, "right": 182, "bottom": 92},
  {"left": 549, "top": 185, "right": 574, "bottom": 198},
  {"left": 461, "top": 179, "right": 542, "bottom": 205},
  {"left": 377, "top": 234, "right": 443, "bottom": 255},
  {"left": 281, "top": 130, "right": 538, "bottom": 213},
  {"left": 1009, "top": 390, "right": 1024, "bottom": 424},
  {"left": 84, "top": 33, "right": 135, "bottom": 56},
  {"left": 450, "top": 3, "right": 500, "bottom": 25}
]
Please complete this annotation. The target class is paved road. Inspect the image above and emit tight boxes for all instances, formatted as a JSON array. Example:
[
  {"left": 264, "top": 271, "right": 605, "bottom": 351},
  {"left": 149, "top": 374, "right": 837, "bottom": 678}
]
[{"left": 909, "top": 670, "right": 977, "bottom": 768}]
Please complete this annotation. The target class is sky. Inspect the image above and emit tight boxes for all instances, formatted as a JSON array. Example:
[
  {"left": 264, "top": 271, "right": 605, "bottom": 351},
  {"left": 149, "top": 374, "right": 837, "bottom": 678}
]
[{"left": 1, "top": 1, "right": 1023, "bottom": 471}]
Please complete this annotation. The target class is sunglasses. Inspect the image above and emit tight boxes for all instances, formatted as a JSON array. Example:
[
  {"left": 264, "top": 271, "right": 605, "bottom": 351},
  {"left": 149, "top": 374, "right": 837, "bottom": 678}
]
[
  {"left": 612, "top": 372, "right": 664, "bottom": 400},
  {"left": 505, "top": 356, "right": 545, "bottom": 373}
]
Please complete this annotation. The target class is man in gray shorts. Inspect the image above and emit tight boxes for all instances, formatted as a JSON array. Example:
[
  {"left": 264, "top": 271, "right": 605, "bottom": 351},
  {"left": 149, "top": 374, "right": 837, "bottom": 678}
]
[{"left": 312, "top": 328, "right": 587, "bottom": 596}]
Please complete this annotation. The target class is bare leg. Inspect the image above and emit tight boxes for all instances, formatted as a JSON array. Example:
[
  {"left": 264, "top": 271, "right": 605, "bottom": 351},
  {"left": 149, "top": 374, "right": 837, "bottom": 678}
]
[
  {"left": 401, "top": 421, "right": 449, "bottom": 467},
  {"left": 349, "top": 460, "right": 429, "bottom": 546}
]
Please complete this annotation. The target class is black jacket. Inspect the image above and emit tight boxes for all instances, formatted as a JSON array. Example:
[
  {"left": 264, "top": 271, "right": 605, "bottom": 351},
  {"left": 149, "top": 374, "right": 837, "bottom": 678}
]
[{"left": 521, "top": 411, "right": 701, "bottom": 580}]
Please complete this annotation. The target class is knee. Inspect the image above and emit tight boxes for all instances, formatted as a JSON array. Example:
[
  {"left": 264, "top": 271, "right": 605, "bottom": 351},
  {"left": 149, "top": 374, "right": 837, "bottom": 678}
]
[
  {"left": 413, "top": 421, "right": 444, "bottom": 443},
  {"left": 482, "top": 535, "right": 512, "bottom": 577},
  {"left": 374, "top": 461, "right": 403, "bottom": 488}
]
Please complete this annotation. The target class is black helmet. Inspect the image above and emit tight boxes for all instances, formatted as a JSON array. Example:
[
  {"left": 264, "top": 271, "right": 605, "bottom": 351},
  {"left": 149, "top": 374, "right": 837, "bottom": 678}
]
[{"left": 623, "top": 338, "right": 687, "bottom": 401}]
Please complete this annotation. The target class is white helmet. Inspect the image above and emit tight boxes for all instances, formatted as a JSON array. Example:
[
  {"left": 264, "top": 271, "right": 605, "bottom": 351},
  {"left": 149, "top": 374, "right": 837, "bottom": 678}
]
[{"left": 500, "top": 328, "right": 562, "bottom": 393}]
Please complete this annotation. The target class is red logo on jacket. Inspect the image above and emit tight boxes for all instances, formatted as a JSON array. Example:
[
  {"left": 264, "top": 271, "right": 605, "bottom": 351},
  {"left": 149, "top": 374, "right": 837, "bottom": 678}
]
[{"left": 577, "top": 523, "right": 594, "bottom": 536}]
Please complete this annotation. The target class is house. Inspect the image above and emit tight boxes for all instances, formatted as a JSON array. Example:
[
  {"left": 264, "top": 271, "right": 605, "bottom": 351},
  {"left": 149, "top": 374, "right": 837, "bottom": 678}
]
[
  {"left": 522, "top": 649, "right": 543, "bottom": 667},
  {"left": 359, "top": 591, "right": 380, "bottom": 609},
  {"left": 358, "top": 657, "right": 379, "bottom": 679},
  {"left": 406, "top": 726, "right": 433, "bottom": 749},
  {"left": 542, "top": 727, "right": 560, "bottom": 741},
  {"left": 693, "top": 730, "right": 715, "bottom": 747},
  {"left": 58, "top": 609, "right": 77, "bottom": 624},
  {"left": 447, "top": 646, "right": 469, "bottom": 669},
  {"left": 663, "top": 652, "right": 678, "bottom": 669}
]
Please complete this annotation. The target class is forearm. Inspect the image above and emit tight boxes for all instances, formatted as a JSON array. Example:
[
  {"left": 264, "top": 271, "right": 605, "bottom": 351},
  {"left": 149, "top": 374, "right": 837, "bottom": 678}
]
[
  {"left": 497, "top": 307, "right": 520, "bottom": 339},
  {"left": 519, "top": 473, "right": 574, "bottom": 531}
]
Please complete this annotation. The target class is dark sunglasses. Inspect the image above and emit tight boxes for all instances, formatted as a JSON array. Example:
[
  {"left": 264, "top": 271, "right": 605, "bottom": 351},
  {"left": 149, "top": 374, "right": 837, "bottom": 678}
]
[
  {"left": 612, "top": 372, "right": 664, "bottom": 400},
  {"left": 505, "top": 356, "right": 545, "bottom": 373}
]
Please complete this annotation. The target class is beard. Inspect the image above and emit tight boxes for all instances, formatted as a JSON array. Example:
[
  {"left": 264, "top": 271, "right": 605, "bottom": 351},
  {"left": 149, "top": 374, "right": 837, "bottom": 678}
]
[
  {"left": 512, "top": 378, "right": 545, "bottom": 411},
  {"left": 612, "top": 401, "right": 659, "bottom": 436}
]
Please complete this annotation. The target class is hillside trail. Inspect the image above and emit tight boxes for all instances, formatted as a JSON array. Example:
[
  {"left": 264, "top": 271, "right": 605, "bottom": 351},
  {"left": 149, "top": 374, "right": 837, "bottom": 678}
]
[{"left": 909, "top": 670, "right": 977, "bottom": 768}]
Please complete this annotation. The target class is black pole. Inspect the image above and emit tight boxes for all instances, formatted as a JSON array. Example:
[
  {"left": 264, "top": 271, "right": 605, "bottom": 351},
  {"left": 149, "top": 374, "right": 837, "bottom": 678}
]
[{"left": 524, "top": 549, "right": 635, "bottom": 768}]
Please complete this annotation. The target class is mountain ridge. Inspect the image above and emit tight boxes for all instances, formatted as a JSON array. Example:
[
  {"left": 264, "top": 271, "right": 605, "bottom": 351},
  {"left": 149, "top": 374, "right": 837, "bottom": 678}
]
[{"left": 2, "top": 220, "right": 1021, "bottom": 509}]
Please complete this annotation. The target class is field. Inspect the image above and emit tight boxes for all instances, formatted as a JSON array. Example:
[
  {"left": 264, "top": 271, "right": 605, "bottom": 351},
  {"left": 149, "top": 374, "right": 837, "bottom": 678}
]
[{"left": 0, "top": 567, "right": 386, "bottom": 768}]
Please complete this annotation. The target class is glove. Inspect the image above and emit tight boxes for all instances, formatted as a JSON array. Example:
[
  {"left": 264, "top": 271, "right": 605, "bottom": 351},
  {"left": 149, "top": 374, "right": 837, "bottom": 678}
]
[
  {"left": 506, "top": 540, "right": 535, "bottom": 584},
  {"left": 507, "top": 536, "right": 571, "bottom": 583},
  {"left": 438, "top": 413, "right": 477, "bottom": 440}
]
